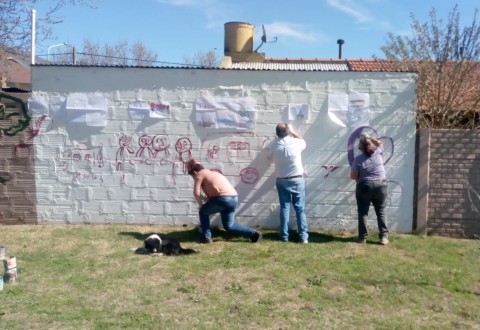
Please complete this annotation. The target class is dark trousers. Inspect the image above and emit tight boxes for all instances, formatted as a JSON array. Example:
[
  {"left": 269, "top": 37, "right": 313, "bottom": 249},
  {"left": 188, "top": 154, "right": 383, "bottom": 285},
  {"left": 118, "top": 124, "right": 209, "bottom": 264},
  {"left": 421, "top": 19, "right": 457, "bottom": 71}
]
[{"left": 355, "top": 181, "right": 389, "bottom": 239}]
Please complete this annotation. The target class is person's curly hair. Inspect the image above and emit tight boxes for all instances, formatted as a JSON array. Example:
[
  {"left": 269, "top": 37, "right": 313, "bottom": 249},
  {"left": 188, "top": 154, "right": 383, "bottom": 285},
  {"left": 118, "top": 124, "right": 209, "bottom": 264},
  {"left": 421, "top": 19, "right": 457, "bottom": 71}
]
[
  {"left": 187, "top": 159, "right": 204, "bottom": 175},
  {"left": 358, "top": 136, "right": 375, "bottom": 156}
]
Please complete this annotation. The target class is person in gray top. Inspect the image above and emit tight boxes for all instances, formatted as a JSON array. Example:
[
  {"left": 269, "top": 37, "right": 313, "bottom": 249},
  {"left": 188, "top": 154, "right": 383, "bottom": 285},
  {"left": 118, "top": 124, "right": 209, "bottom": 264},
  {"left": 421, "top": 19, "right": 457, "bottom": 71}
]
[{"left": 350, "top": 133, "right": 389, "bottom": 245}]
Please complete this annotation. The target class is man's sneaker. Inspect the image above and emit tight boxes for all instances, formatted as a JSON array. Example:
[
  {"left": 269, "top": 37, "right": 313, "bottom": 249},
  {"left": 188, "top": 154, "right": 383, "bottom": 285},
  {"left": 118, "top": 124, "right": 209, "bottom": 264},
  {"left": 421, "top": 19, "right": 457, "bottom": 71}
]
[
  {"left": 199, "top": 237, "right": 212, "bottom": 244},
  {"left": 251, "top": 231, "right": 263, "bottom": 243},
  {"left": 299, "top": 239, "right": 308, "bottom": 244},
  {"left": 357, "top": 237, "right": 367, "bottom": 244},
  {"left": 380, "top": 237, "right": 389, "bottom": 245}
]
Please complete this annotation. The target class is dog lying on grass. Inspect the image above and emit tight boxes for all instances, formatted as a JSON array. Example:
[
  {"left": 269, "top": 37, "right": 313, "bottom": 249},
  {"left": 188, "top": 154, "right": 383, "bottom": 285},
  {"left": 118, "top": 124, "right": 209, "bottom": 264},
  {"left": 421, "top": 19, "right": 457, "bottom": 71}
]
[{"left": 143, "top": 234, "right": 198, "bottom": 256}]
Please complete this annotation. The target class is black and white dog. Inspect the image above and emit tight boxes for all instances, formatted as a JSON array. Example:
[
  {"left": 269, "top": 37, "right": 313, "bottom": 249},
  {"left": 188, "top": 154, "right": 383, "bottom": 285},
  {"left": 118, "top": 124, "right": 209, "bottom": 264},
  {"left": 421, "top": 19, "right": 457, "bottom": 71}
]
[{"left": 143, "top": 234, "right": 198, "bottom": 256}]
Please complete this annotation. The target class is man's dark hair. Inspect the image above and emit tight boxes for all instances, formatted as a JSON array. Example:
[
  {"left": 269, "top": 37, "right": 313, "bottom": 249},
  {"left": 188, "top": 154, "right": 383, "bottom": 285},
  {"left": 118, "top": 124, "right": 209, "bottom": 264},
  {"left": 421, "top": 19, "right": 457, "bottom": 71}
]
[{"left": 276, "top": 123, "right": 289, "bottom": 138}]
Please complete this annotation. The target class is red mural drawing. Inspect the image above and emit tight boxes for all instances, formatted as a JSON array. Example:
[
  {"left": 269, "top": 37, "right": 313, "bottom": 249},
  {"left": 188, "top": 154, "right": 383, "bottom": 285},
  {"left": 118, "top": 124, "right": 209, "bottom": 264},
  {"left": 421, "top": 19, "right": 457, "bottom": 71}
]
[
  {"left": 135, "top": 134, "right": 154, "bottom": 158},
  {"left": 65, "top": 145, "right": 105, "bottom": 168},
  {"left": 207, "top": 145, "right": 220, "bottom": 159},
  {"left": 200, "top": 131, "right": 264, "bottom": 185},
  {"left": 152, "top": 134, "right": 171, "bottom": 158},
  {"left": 175, "top": 137, "right": 192, "bottom": 174},
  {"left": 227, "top": 141, "right": 251, "bottom": 157},
  {"left": 116, "top": 135, "right": 135, "bottom": 171},
  {"left": 14, "top": 143, "right": 34, "bottom": 158},
  {"left": 239, "top": 167, "right": 259, "bottom": 184},
  {"left": 57, "top": 145, "right": 105, "bottom": 181},
  {"left": 28, "top": 115, "right": 49, "bottom": 139},
  {"left": 321, "top": 165, "right": 339, "bottom": 179}
]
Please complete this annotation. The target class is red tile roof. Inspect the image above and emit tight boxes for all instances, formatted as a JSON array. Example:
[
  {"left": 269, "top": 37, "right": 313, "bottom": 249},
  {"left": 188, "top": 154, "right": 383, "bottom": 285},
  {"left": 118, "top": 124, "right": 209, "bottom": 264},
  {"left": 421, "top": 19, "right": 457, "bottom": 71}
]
[
  {"left": 263, "top": 57, "right": 415, "bottom": 72},
  {"left": 347, "top": 59, "right": 414, "bottom": 72}
]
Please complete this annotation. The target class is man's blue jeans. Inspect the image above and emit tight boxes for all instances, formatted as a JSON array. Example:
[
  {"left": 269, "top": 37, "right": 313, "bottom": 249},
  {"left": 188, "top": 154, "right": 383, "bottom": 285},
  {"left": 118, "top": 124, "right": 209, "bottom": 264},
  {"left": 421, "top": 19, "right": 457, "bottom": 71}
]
[
  {"left": 199, "top": 195, "right": 256, "bottom": 240},
  {"left": 355, "top": 181, "right": 388, "bottom": 239},
  {"left": 276, "top": 177, "right": 308, "bottom": 241}
]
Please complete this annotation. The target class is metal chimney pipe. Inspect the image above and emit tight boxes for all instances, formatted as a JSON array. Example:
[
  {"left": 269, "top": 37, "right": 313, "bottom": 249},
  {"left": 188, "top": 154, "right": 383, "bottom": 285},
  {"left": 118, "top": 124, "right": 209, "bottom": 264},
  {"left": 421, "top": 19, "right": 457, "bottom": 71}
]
[{"left": 337, "top": 39, "right": 345, "bottom": 59}]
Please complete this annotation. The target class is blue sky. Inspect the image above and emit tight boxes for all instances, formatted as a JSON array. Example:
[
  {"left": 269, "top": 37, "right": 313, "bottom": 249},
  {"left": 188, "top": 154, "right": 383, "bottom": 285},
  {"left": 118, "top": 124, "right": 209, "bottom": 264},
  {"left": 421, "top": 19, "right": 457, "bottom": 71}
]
[{"left": 33, "top": 0, "right": 479, "bottom": 65}]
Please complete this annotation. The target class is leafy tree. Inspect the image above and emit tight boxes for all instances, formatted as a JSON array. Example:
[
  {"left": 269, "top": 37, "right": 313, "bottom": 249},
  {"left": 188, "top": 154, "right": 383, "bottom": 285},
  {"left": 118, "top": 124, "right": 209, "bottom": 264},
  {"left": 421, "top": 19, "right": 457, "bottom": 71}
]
[
  {"left": 381, "top": 5, "right": 480, "bottom": 128},
  {"left": 183, "top": 50, "right": 219, "bottom": 67}
]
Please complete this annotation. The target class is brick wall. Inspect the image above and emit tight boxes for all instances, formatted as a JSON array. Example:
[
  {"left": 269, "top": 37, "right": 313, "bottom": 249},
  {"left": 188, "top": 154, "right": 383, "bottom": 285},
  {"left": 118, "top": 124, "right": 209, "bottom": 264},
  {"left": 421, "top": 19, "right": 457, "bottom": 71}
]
[
  {"left": 0, "top": 92, "right": 37, "bottom": 224},
  {"left": 423, "top": 129, "right": 480, "bottom": 238}
]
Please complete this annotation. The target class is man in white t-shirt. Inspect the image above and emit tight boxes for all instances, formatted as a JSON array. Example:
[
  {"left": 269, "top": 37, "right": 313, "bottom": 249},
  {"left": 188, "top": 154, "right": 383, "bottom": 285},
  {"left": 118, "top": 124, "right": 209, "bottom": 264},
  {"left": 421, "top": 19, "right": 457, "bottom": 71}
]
[{"left": 266, "top": 123, "right": 308, "bottom": 243}]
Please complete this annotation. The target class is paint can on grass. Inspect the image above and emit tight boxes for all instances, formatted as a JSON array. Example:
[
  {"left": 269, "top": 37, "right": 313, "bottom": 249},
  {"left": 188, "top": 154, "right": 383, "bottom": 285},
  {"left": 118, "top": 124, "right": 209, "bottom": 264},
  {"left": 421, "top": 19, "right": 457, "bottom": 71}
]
[
  {"left": 0, "top": 246, "right": 5, "bottom": 259},
  {"left": 3, "top": 256, "right": 16, "bottom": 271},
  {"left": 4, "top": 268, "right": 17, "bottom": 284},
  {"left": 0, "top": 276, "right": 3, "bottom": 290}
]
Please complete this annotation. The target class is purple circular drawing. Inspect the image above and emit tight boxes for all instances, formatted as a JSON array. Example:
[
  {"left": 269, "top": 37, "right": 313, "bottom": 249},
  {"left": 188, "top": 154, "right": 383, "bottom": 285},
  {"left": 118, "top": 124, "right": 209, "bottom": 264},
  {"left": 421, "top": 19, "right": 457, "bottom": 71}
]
[{"left": 240, "top": 167, "right": 259, "bottom": 184}]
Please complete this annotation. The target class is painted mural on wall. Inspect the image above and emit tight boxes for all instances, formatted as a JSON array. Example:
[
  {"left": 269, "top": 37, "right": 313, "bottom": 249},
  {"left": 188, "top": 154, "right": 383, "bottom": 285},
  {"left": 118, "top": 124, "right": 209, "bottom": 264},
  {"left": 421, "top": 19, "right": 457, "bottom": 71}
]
[
  {"left": 0, "top": 92, "right": 38, "bottom": 224},
  {"left": 28, "top": 68, "right": 417, "bottom": 232},
  {"left": 0, "top": 93, "right": 32, "bottom": 184}
]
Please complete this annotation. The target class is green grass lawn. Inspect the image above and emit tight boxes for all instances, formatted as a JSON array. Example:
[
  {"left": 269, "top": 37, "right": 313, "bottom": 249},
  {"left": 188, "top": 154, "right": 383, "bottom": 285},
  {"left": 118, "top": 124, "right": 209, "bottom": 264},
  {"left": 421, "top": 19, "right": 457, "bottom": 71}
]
[{"left": 0, "top": 225, "right": 479, "bottom": 329}]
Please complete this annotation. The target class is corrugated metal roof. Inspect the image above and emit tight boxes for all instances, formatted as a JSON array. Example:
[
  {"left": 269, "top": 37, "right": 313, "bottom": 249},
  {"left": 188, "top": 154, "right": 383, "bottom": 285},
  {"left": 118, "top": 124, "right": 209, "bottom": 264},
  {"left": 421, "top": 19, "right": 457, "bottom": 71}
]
[
  {"left": 31, "top": 59, "right": 416, "bottom": 72},
  {"left": 230, "top": 62, "right": 349, "bottom": 71},
  {"left": 32, "top": 63, "right": 209, "bottom": 69}
]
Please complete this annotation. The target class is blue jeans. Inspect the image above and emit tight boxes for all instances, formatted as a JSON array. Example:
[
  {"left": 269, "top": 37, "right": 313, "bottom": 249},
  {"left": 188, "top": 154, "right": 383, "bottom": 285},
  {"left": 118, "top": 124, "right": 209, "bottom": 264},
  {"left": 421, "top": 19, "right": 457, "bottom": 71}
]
[
  {"left": 199, "top": 195, "right": 256, "bottom": 240},
  {"left": 276, "top": 177, "right": 308, "bottom": 241},
  {"left": 355, "top": 181, "right": 389, "bottom": 239}
]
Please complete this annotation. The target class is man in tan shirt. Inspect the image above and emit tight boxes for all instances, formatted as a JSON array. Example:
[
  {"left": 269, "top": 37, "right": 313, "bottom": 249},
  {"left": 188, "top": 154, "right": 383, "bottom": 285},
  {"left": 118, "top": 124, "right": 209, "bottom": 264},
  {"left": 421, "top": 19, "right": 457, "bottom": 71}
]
[{"left": 187, "top": 159, "right": 262, "bottom": 244}]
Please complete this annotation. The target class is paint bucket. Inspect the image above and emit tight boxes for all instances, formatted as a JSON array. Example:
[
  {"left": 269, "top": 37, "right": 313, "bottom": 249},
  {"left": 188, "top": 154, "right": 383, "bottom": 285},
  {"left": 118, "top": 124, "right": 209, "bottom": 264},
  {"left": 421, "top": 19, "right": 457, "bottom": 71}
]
[
  {"left": 0, "top": 247, "right": 5, "bottom": 259},
  {"left": 3, "top": 256, "right": 16, "bottom": 271},
  {"left": 4, "top": 268, "right": 17, "bottom": 284},
  {"left": 0, "top": 276, "right": 3, "bottom": 290}
]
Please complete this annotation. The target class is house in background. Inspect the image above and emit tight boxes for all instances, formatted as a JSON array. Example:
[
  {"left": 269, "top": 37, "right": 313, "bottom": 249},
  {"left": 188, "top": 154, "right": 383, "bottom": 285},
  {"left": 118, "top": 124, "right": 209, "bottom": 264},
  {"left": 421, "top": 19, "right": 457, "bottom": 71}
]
[{"left": 0, "top": 52, "right": 32, "bottom": 91}]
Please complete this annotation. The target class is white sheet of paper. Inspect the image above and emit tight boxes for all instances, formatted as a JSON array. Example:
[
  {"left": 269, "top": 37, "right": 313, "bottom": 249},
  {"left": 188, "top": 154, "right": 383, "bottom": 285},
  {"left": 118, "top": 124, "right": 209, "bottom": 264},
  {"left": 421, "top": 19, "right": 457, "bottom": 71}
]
[
  {"left": 195, "top": 96, "right": 256, "bottom": 129},
  {"left": 66, "top": 93, "right": 108, "bottom": 127},
  {"left": 328, "top": 93, "right": 370, "bottom": 128},
  {"left": 149, "top": 101, "right": 171, "bottom": 119},
  {"left": 328, "top": 94, "right": 349, "bottom": 127},
  {"left": 288, "top": 103, "right": 310, "bottom": 121},
  {"left": 128, "top": 101, "right": 150, "bottom": 120},
  {"left": 28, "top": 92, "right": 49, "bottom": 114}
]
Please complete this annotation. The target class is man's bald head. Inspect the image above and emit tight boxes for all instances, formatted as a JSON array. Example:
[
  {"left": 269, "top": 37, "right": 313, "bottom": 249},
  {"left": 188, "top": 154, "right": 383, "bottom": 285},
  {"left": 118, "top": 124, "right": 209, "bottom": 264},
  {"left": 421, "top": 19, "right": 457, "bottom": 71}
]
[{"left": 276, "top": 123, "right": 290, "bottom": 138}]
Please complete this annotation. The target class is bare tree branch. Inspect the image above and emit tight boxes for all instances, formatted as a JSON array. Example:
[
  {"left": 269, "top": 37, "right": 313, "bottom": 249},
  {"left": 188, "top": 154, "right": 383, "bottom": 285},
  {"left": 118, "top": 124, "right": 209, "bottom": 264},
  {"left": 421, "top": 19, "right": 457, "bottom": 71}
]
[
  {"left": 183, "top": 49, "right": 219, "bottom": 67},
  {"left": 0, "top": 0, "right": 96, "bottom": 57},
  {"left": 380, "top": 5, "right": 480, "bottom": 128}
]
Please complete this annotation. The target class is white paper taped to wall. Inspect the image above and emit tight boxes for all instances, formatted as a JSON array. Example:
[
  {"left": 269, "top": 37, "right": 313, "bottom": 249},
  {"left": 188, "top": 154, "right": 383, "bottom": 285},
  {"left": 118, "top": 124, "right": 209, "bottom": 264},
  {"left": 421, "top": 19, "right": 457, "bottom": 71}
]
[
  {"left": 66, "top": 93, "right": 108, "bottom": 127},
  {"left": 328, "top": 94, "right": 348, "bottom": 127},
  {"left": 195, "top": 96, "right": 256, "bottom": 129},
  {"left": 149, "top": 101, "right": 171, "bottom": 119},
  {"left": 288, "top": 103, "right": 310, "bottom": 121},
  {"left": 28, "top": 92, "right": 49, "bottom": 114},
  {"left": 127, "top": 101, "right": 150, "bottom": 120},
  {"left": 328, "top": 93, "right": 370, "bottom": 128}
]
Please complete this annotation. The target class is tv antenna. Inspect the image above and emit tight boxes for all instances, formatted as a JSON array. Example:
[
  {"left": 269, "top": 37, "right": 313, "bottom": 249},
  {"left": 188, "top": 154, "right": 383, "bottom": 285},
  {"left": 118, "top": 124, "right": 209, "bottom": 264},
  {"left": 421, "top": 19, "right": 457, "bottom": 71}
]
[{"left": 255, "top": 24, "right": 277, "bottom": 52}]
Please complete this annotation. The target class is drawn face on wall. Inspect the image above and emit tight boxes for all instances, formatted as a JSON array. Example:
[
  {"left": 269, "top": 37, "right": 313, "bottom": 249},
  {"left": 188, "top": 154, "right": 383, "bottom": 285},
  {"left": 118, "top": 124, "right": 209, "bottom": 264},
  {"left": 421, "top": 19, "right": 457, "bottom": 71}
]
[
  {"left": 119, "top": 135, "right": 132, "bottom": 148},
  {"left": 175, "top": 137, "right": 192, "bottom": 153},
  {"left": 138, "top": 135, "right": 153, "bottom": 148},
  {"left": 152, "top": 135, "right": 170, "bottom": 151}
]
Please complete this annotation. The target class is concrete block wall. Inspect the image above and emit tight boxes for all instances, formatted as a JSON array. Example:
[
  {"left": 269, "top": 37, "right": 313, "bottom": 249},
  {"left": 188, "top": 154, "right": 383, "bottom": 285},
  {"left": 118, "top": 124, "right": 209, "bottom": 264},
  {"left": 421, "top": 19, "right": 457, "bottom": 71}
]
[
  {"left": 425, "top": 129, "right": 480, "bottom": 238},
  {"left": 11, "top": 66, "right": 417, "bottom": 233}
]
